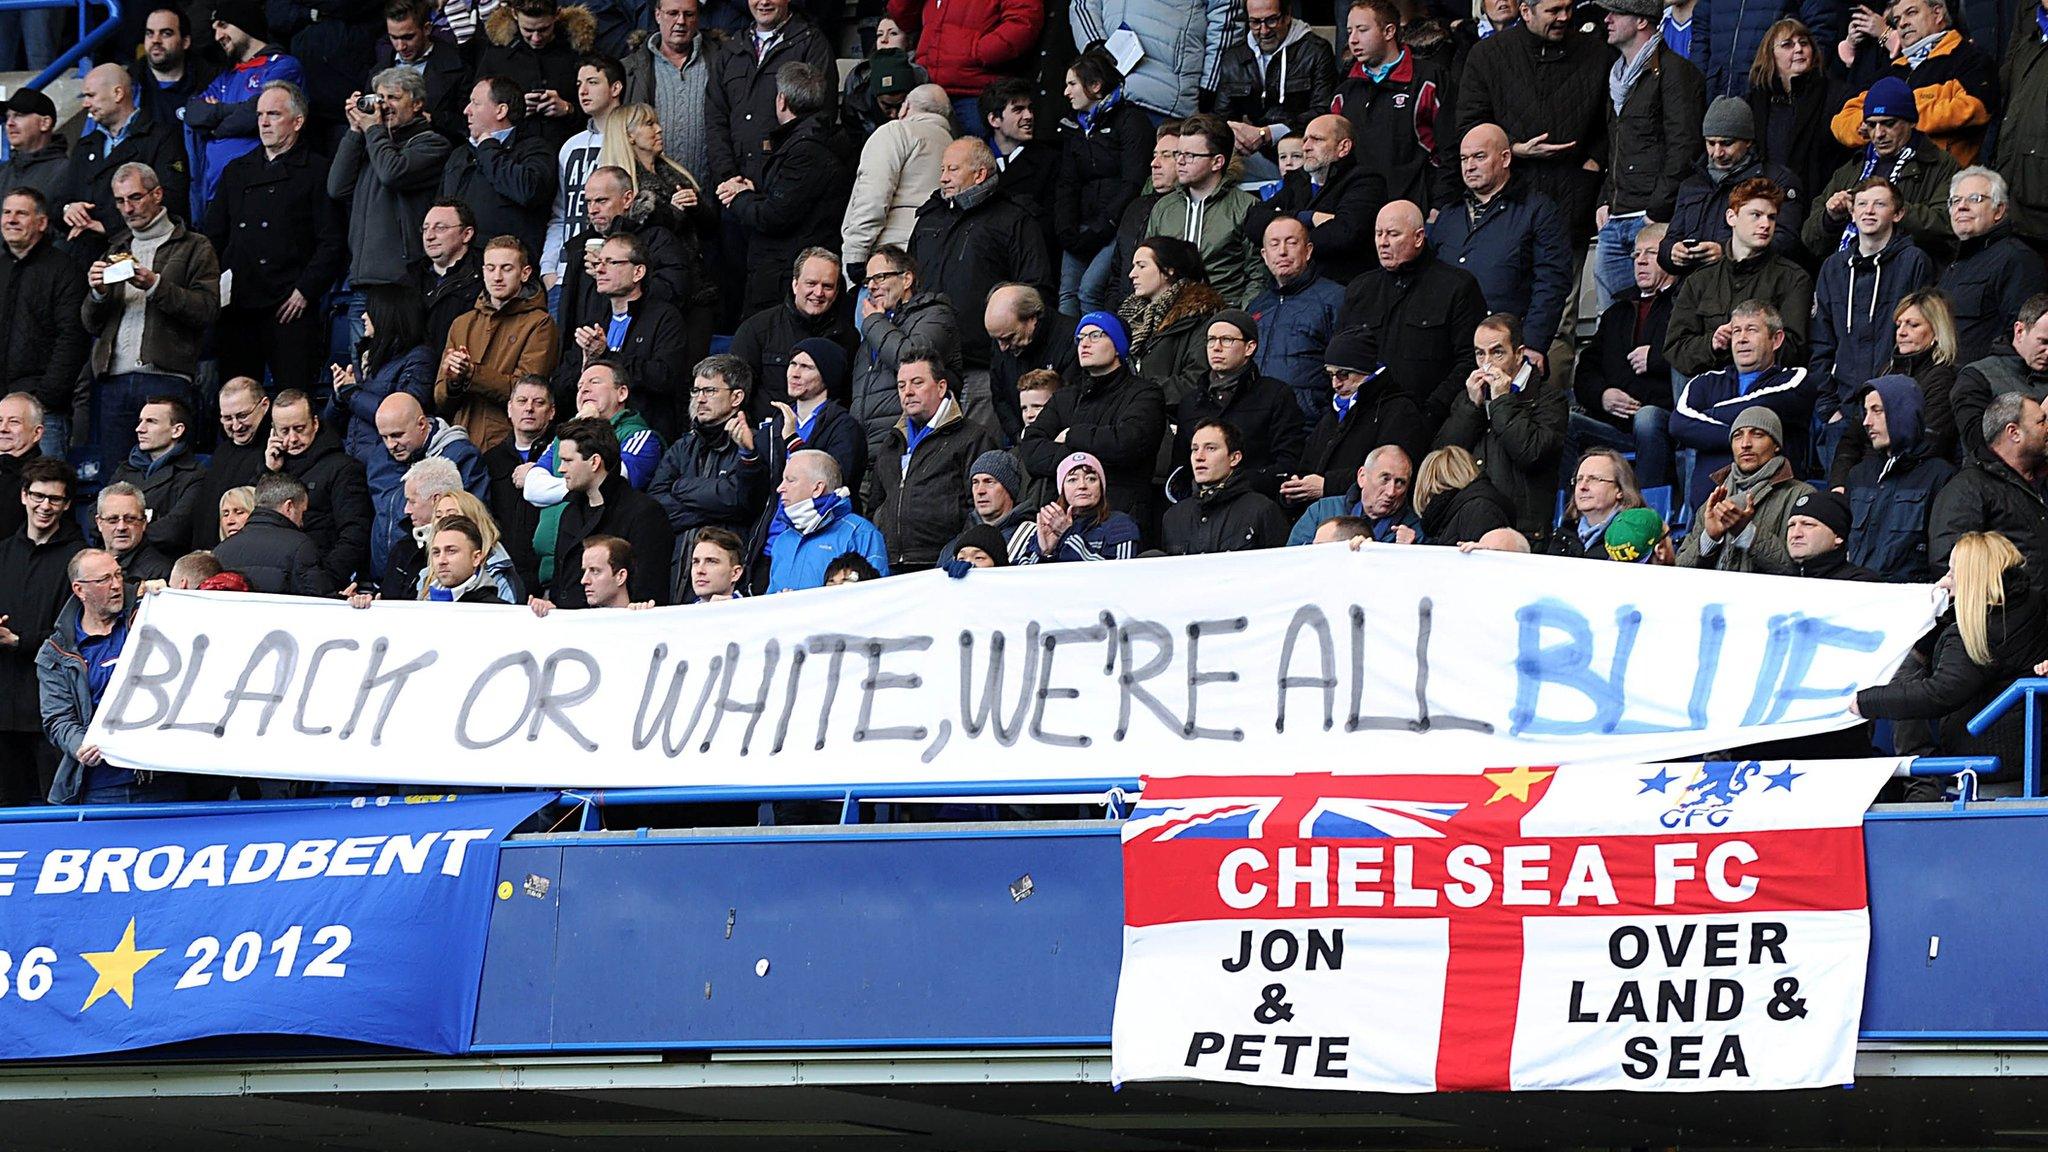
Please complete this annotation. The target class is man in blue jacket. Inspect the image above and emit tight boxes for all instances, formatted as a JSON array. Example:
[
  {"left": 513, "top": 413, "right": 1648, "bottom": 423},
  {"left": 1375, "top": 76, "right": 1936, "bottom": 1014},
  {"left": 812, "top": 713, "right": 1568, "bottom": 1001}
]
[
  {"left": 1248, "top": 215, "right": 1345, "bottom": 432},
  {"left": 767, "top": 449, "right": 888, "bottom": 592},
  {"left": 1844, "top": 373, "right": 1955, "bottom": 581},
  {"left": 1285, "top": 443, "right": 1421, "bottom": 545},
  {"left": 1671, "top": 297, "right": 1815, "bottom": 506},
  {"left": 1428, "top": 123, "right": 1572, "bottom": 366},
  {"left": 39, "top": 549, "right": 182, "bottom": 805}
]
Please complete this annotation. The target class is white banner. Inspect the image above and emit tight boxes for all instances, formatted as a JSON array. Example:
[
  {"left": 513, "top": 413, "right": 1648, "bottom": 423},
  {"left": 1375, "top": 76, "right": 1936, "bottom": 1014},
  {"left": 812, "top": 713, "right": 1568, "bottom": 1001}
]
[
  {"left": 88, "top": 547, "right": 1938, "bottom": 788},
  {"left": 1111, "top": 759, "right": 1898, "bottom": 1092}
]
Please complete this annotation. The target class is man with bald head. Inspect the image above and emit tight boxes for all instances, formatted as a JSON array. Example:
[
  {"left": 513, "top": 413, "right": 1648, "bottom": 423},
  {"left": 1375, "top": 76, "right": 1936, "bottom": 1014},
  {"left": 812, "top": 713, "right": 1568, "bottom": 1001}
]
[
  {"left": 56, "top": 63, "right": 190, "bottom": 250},
  {"left": 556, "top": 165, "right": 691, "bottom": 357},
  {"left": 909, "top": 135, "right": 1050, "bottom": 376},
  {"left": 1249, "top": 114, "right": 1384, "bottom": 283},
  {"left": 842, "top": 82, "right": 954, "bottom": 277},
  {"left": 1248, "top": 215, "right": 1347, "bottom": 428},
  {"left": 1428, "top": 122, "right": 1572, "bottom": 361},
  {"left": 357, "top": 390, "right": 489, "bottom": 580},
  {"left": 984, "top": 283, "right": 1079, "bottom": 443},
  {"left": 1339, "top": 200, "right": 1488, "bottom": 428}
]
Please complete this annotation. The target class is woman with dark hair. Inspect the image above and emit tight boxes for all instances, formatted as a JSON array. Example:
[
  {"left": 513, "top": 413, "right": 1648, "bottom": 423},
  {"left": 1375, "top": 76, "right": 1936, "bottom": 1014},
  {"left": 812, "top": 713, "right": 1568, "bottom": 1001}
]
[
  {"left": 1018, "top": 451, "right": 1142, "bottom": 562},
  {"left": 1745, "top": 19, "right": 1849, "bottom": 200},
  {"left": 1054, "top": 49, "right": 1152, "bottom": 317},
  {"left": 328, "top": 282, "right": 433, "bottom": 468},
  {"left": 1117, "top": 235, "right": 1227, "bottom": 404}
]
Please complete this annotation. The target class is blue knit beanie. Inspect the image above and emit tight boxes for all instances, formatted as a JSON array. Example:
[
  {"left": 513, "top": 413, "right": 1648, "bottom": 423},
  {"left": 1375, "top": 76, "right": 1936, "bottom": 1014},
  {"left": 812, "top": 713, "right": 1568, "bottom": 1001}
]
[
  {"left": 1077, "top": 311, "right": 1130, "bottom": 358},
  {"left": 1863, "top": 76, "right": 1917, "bottom": 123}
]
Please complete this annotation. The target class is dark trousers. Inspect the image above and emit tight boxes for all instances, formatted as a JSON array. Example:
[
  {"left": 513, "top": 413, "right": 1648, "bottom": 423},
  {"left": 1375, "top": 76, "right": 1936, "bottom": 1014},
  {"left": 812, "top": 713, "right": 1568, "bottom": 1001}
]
[
  {"left": 93, "top": 371, "right": 191, "bottom": 483},
  {"left": 217, "top": 303, "right": 328, "bottom": 397}
]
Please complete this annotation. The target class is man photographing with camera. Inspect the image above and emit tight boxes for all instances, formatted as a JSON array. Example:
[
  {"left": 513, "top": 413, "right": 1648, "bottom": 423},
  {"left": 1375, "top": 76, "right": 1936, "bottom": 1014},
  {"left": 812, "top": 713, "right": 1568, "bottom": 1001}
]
[{"left": 327, "top": 67, "right": 453, "bottom": 291}]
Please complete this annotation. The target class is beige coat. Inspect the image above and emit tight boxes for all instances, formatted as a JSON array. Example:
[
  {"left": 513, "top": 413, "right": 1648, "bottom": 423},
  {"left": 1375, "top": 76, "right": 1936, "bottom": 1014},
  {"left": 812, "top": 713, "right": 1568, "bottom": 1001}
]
[{"left": 839, "top": 108, "right": 953, "bottom": 267}]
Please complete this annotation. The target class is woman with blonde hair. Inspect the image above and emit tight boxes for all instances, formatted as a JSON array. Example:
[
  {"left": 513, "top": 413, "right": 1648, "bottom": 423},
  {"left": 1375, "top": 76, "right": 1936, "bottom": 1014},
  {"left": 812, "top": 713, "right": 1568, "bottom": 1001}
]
[
  {"left": 1826, "top": 288, "right": 1960, "bottom": 482},
  {"left": 1413, "top": 446, "right": 1513, "bottom": 547},
  {"left": 1856, "top": 532, "right": 2048, "bottom": 793},
  {"left": 419, "top": 489, "right": 523, "bottom": 603},
  {"left": 218, "top": 486, "right": 257, "bottom": 541}
]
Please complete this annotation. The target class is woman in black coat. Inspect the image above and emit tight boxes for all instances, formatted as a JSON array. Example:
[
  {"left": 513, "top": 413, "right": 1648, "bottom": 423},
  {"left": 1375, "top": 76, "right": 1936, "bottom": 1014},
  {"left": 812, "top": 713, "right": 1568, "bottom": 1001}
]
[
  {"left": 1856, "top": 532, "right": 2048, "bottom": 794},
  {"left": 1744, "top": 19, "right": 1850, "bottom": 202},
  {"left": 1414, "top": 446, "right": 1515, "bottom": 546},
  {"left": 1826, "top": 289, "right": 1959, "bottom": 485},
  {"left": 1054, "top": 50, "right": 1154, "bottom": 317}
]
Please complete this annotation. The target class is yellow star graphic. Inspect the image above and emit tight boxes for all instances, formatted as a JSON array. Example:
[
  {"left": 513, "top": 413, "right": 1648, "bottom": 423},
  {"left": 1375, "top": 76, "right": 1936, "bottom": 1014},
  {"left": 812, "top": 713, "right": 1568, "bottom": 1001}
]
[
  {"left": 1483, "top": 765, "right": 1555, "bottom": 805},
  {"left": 79, "top": 918, "right": 164, "bottom": 1011}
]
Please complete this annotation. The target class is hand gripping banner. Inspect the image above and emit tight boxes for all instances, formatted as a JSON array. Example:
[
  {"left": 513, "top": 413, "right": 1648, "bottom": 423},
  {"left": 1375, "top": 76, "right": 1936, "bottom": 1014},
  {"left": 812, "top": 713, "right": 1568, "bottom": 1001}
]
[{"left": 1111, "top": 760, "right": 1899, "bottom": 1092}]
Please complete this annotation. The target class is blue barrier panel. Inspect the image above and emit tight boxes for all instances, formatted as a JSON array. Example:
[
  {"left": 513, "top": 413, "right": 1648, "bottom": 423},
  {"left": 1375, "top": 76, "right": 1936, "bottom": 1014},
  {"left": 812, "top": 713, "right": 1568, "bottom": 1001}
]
[{"left": 472, "top": 828, "right": 1125, "bottom": 1051}]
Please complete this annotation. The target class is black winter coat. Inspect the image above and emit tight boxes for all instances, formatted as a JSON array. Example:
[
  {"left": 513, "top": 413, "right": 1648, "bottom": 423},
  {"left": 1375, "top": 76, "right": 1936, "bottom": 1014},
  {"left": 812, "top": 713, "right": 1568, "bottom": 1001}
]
[
  {"left": 413, "top": 249, "right": 485, "bottom": 359},
  {"left": 1215, "top": 25, "right": 1341, "bottom": 140},
  {"left": 484, "top": 432, "right": 551, "bottom": 594},
  {"left": 1160, "top": 472, "right": 1289, "bottom": 555},
  {"left": 1455, "top": 25, "right": 1614, "bottom": 232},
  {"left": 729, "top": 114, "right": 854, "bottom": 312},
  {"left": 1748, "top": 69, "right": 1851, "bottom": 206},
  {"left": 648, "top": 422, "right": 768, "bottom": 541},
  {"left": 1938, "top": 222, "right": 2048, "bottom": 365},
  {"left": 191, "top": 424, "right": 270, "bottom": 551},
  {"left": 374, "top": 34, "right": 472, "bottom": 144},
  {"left": 1296, "top": 385, "right": 1430, "bottom": 500},
  {"left": 108, "top": 447, "right": 207, "bottom": 553},
  {"left": 704, "top": 13, "right": 837, "bottom": 183},
  {"left": 988, "top": 308, "right": 1080, "bottom": 443},
  {"left": 1172, "top": 369, "right": 1306, "bottom": 502},
  {"left": 1332, "top": 49, "right": 1457, "bottom": 211},
  {"left": 869, "top": 402, "right": 1000, "bottom": 570},
  {"left": 0, "top": 139, "right": 69, "bottom": 203},
  {"left": 1952, "top": 352, "right": 2048, "bottom": 459},
  {"left": 1929, "top": 447, "right": 2048, "bottom": 575},
  {"left": 201, "top": 143, "right": 348, "bottom": 309},
  {"left": 280, "top": 433, "right": 373, "bottom": 588},
  {"left": 549, "top": 472, "right": 676, "bottom": 607},
  {"left": 475, "top": 5, "right": 595, "bottom": 149},
  {"left": 0, "top": 518, "right": 84, "bottom": 731},
  {"left": 1017, "top": 364, "right": 1169, "bottom": 530},
  {"left": 0, "top": 448, "right": 35, "bottom": 541},
  {"left": 1338, "top": 249, "right": 1488, "bottom": 425},
  {"left": 1658, "top": 152, "right": 1808, "bottom": 274},
  {"left": 1420, "top": 475, "right": 1515, "bottom": 545},
  {"left": 1053, "top": 98, "right": 1154, "bottom": 256},
  {"left": 1830, "top": 349, "right": 1955, "bottom": 482},
  {"left": 440, "top": 126, "right": 558, "bottom": 260},
  {"left": 1247, "top": 154, "right": 1387, "bottom": 284},
  {"left": 1602, "top": 42, "right": 1706, "bottom": 220},
  {"left": 555, "top": 294, "right": 692, "bottom": 439},
  {"left": 213, "top": 507, "right": 335, "bottom": 597},
  {"left": 0, "top": 238, "right": 88, "bottom": 414},
  {"left": 1858, "top": 570, "right": 2048, "bottom": 781},
  {"left": 730, "top": 299, "right": 859, "bottom": 410},
  {"left": 908, "top": 184, "right": 1052, "bottom": 367},
  {"left": 558, "top": 217, "right": 693, "bottom": 333},
  {"left": 55, "top": 110, "right": 190, "bottom": 249},
  {"left": 1433, "top": 374, "right": 1570, "bottom": 541},
  {"left": 1576, "top": 288, "right": 1677, "bottom": 419}
]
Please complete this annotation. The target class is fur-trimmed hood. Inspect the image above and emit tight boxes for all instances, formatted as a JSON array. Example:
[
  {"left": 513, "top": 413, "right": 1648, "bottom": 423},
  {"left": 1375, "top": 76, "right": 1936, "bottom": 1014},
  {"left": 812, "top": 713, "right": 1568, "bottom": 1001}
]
[{"left": 484, "top": 3, "right": 596, "bottom": 51}]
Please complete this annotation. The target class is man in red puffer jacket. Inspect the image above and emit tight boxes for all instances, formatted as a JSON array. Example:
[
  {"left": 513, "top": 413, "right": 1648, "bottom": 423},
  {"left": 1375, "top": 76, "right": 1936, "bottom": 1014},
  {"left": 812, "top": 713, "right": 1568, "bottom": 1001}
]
[{"left": 885, "top": 0, "right": 1044, "bottom": 133}]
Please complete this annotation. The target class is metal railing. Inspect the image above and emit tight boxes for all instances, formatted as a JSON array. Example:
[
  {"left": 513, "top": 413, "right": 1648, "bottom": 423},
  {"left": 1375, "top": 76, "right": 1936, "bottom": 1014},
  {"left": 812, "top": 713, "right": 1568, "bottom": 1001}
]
[
  {"left": 1967, "top": 677, "right": 2048, "bottom": 798},
  {"left": 0, "top": 0, "right": 121, "bottom": 92}
]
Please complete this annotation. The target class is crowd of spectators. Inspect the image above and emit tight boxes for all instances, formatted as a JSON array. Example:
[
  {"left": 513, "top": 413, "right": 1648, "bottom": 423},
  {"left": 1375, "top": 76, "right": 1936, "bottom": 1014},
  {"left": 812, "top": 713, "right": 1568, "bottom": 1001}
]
[{"left": 1, "top": 0, "right": 2047, "bottom": 805}]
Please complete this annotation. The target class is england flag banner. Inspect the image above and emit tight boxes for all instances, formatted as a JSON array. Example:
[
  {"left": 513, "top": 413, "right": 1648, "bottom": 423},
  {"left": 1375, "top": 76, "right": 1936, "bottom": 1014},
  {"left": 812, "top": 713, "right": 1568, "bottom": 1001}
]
[{"left": 1111, "top": 760, "right": 1899, "bottom": 1092}]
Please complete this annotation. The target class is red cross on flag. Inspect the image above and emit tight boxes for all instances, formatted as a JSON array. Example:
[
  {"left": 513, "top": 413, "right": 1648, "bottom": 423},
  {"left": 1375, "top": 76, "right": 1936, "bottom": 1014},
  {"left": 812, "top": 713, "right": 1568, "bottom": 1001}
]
[{"left": 1110, "top": 759, "right": 1901, "bottom": 1092}]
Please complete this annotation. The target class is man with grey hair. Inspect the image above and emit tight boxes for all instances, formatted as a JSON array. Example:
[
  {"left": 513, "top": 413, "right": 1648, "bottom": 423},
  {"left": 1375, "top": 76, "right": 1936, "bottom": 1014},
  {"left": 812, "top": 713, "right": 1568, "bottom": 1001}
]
[
  {"left": 909, "top": 135, "right": 1050, "bottom": 378},
  {"left": 766, "top": 447, "right": 887, "bottom": 592},
  {"left": 329, "top": 63, "right": 453, "bottom": 286},
  {"left": 379, "top": 454, "right": 468, "bottom": 595},
  {"left": 212, "top": 470, "right": 335, "bottom": 595},
  {"left": 720, "top": 61, "right": 851, "bottom": 315},
  {"left": 841, "top": 82, "right": 953, "bottom": 278},
  {"left": 181, "top": 0, "right": 303, "bottom": 222},
  {"left": 1939, "top": 166, "right": 2048, "bottom": 363},
  {"left": 93, "top": 481, "right": 173, "bottom": 591},
  {"left": 56, "top": 63, "right": 190, "bottom": 248},
  {"left": 82, "top": 162, "right": 221, "bottom": 471},
  {"left": 1930, "top": 390, "right": 2048, "bottom": 574},
  {"left": 202, "top": 79, "right": 346, "bottom": 395},
  {"left": 0, "top": 393, "right": 46, "bottom": 539}
]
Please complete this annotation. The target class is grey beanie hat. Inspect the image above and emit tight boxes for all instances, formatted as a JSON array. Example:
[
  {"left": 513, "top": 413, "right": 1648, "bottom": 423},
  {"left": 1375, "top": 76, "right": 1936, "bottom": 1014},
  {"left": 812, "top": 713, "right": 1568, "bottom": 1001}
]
[
  {"left": 1701, "top": 95, "right": 1756, "bottom": 141},
  {"left": 1729, "top": 405, "right": 1784, "bottom": 446},
  {"left": 968, "top": 449, "right": 1023, "bottom": 501}
]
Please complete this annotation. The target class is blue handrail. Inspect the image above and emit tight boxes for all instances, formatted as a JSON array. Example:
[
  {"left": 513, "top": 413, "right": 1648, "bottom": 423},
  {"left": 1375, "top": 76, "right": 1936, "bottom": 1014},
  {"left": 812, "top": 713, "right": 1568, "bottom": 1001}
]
[
  {"left": 0, "top": 0, "right": 123, "bottom": 92},
  {"left": 1966, "top": 677, "right": 2048, "bottom": 798}
]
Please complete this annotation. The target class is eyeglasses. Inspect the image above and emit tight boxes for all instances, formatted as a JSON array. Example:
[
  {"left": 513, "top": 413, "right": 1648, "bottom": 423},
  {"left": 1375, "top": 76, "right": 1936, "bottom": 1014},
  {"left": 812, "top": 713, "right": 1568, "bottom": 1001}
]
[
  {"left": 23, "top": 490, "right": 68, "bottom": 505},
  {"left": 1572, "top": 474, "right": 1620, "bottom": 488},
  {"left": 689, "top": 385, "right": 735, "bottom": 397},
  {"left": 1171, "top": 150, "right": 1218, "bottom": 162},
  {"left": 74, "top": 573, "right": 121, "bottom": 587},
  {"left": 862, "top": 268, "right": 907, "bottom": 286},
  {"left": 1204, "top": 335, "right": 1247, "bottom": 346},
  {"left": 1076, "top": 330, "right": 1114, "bottom": 344},
  {"left": 599, "top": 256, "right": 635, "bottom": 267},
  {"left": 1948, "top": 192, "right": 1993, "bottom": 207},
  {"left": 1247, "top": 12, "right": 1286, "bottom": 27}
]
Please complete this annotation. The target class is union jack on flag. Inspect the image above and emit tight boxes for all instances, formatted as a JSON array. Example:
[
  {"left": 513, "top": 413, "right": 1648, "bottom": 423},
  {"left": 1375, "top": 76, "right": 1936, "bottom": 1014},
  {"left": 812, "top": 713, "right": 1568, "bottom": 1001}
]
[{"left": 1124, "top": 772, "right": 1524, "bottom": 847}]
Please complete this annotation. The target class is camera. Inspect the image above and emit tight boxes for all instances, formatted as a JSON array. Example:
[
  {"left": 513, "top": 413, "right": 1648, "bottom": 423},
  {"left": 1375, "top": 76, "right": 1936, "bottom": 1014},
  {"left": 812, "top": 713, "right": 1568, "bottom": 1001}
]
[{"left": 354, "top": 93, "right": 383, "bottom": 113}]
